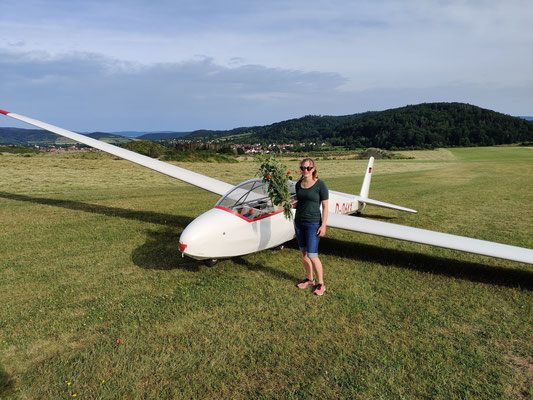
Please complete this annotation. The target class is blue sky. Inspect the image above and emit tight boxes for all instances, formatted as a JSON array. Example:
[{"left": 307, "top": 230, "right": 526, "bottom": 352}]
[{"left": 1, "top": 0, "right": 532, "bottom": 131}]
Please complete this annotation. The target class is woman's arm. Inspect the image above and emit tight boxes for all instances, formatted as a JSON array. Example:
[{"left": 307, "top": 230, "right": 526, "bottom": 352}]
[{"left": 317, "top": 199, "right": 328, "bottom": 237}]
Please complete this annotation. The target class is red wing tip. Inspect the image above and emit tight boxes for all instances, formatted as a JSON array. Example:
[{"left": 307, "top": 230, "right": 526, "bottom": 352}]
[{"left": 0, "top": 110, "right": 10, "bottom": 115}]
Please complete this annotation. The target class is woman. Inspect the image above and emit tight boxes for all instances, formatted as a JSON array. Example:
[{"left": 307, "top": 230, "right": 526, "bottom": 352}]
[{"left": 294, "top": 158, "right": 329, "bottom": 296}]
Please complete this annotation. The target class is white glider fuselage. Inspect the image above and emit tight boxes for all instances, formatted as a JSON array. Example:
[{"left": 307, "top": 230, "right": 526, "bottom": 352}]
[{"left": 178, "top": 174, "right": 416, "bottom": 260}]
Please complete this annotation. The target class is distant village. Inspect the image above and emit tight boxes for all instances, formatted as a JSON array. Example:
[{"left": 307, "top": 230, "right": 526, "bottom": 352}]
[
  {"left": 166, "top": 138, "right": 326, "bottom": 154},
  {"left": 33, "top": 139, "right": 326, "bottom": 154},
  {"left": 32, "top": 144, "right": 97, "bottom": 152}
]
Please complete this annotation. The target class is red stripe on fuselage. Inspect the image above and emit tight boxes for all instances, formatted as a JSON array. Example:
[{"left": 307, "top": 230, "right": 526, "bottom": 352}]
[
  {"left": 214, "top": 205, "right": 284, "bottom": 222},
  {"left": 0, "top": 110, "right": 9, "bottom": 115}
]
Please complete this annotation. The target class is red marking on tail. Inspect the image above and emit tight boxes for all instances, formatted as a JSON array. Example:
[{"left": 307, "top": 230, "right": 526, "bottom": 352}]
[{"left": 0, "top": 110, "right": 9, "bottom": 115}]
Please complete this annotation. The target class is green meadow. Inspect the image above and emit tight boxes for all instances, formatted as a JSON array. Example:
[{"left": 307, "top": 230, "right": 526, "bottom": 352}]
[{"left": 1, "top": 147, "right": 532, "bottom": 399}]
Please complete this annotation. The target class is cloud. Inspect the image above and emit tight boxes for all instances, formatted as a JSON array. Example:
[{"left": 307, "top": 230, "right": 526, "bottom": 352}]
[
  {"left": 2, "top": 0, "right": 531, "bottom": 85},
  {"left": 0, "top": 50, "right": 349, "bottom": 131}
]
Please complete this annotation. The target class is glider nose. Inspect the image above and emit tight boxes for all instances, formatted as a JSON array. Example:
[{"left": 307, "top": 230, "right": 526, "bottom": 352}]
[{"left": 178, "top": 207, "right": 239, "bottom": 259}]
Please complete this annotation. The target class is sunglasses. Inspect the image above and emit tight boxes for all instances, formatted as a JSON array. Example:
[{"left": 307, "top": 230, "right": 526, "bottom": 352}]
[{"left": 300, "top": 166, "right": 314, "bottom": 171}]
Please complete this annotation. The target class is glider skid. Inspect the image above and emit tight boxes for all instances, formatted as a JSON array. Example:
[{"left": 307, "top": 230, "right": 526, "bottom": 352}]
[{"left": 204, "top": 259, "right": 219, "bottom": 267}]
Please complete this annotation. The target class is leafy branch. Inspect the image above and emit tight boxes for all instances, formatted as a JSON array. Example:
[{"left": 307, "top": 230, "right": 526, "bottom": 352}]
[{"left": 256, "top": 155, "right": 293, "bottom": 220}]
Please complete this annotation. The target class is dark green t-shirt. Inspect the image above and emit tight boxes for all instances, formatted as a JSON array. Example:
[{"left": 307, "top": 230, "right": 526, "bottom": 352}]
[{"left": 295, "top": 179, "right": 329, "bottom": 222}]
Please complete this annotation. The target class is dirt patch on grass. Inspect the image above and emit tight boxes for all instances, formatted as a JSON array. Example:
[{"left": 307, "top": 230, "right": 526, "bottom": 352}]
[
  {"left": 505, "top": 354, "right": 533, "bottom": 399},
  {"left": 394, "top": 148, "right": 457, "bottom": 160}
]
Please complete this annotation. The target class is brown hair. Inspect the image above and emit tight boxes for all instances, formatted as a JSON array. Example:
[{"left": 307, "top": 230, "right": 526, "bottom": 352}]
[{"left": 299, "top": 158, "right": 318, "bottom": 182}]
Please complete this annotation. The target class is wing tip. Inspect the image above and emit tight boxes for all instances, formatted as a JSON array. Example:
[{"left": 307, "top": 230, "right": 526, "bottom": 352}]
[{"left": 0, "top": 109, "right": 10, "bottom": 115}]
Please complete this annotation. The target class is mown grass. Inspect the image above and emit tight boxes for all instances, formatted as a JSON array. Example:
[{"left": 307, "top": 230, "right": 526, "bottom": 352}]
[{"left": 1, "top": 147, "right": 532, "bottom": 399}]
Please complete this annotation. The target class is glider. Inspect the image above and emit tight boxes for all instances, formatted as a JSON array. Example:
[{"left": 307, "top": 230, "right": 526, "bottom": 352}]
[{"left": 2, "top": 109, "right": 533, "bottom": 266}]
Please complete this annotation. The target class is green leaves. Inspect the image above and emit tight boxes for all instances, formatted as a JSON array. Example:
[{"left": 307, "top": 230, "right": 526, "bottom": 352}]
[{"left": 256, "top": 155, "right": 293, "bottom": 220}]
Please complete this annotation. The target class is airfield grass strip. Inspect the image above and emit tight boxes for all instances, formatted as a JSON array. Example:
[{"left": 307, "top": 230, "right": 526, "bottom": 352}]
[{"left": 1, "top": 147, "right": 532, "bottom": 399}]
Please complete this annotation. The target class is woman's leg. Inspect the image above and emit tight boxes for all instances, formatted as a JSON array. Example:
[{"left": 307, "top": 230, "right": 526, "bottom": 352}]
[
  {"left": 302, "top": 251, "right": 314, "bottom": 280},
  {"left": 295, "top": 221, "right": 314, "bottom": 281},
  {"left": 304, "top": 221, "right": 324, "bottom": 285},
  {"left": 309, "top": 257, "right": 323, "bottom": 285}
]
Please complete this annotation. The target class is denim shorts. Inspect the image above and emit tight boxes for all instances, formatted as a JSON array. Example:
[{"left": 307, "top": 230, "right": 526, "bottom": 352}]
[{"left": 294, "top": 219, "right": 321, "bottom": 258}]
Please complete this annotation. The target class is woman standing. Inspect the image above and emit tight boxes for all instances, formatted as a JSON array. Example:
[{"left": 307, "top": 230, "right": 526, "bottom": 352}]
[{"left": 294, "top": 158, "right": 329, "bottom": 296}]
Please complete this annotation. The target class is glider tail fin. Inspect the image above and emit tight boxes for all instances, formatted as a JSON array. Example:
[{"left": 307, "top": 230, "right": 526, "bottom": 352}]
[
  {"left": 356, "top": 156, "right": 417, "bottom": 214},
  {"left": 355, "top": 157, "right": 374, "bottom": 213},
  {"left": 360, "top": 156, "right": 374, "bottom": 198}
]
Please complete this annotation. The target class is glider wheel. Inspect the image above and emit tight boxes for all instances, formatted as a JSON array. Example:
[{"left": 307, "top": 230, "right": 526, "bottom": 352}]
[{"left": 204, "top": 259, "right": 219, "bottom": 267}]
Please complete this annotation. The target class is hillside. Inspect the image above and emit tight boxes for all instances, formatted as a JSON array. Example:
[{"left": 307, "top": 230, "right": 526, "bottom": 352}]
[
  {"left": 184, "top": 103, "right": 533, "bottom": 149},
  {"left": 0, "top": 128, "right": 133, "bottom": 146},
  {"left": 330, "top": 103, "right": 533, "bottom": 149},
  {"left": 136, "top": 131, "right": 191, "bottom": 140},
  {"left": 0, "top": 127, "right": 61, "bottom": 146}
]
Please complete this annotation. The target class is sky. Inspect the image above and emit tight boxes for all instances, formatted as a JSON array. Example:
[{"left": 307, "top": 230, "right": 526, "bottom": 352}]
[{"left": 1, "top": 0, "right": 532, "bottom": 132}]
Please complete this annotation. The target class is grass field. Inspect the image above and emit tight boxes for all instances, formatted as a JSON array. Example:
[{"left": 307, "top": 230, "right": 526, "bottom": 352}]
[{"left": 1, "top": 147, "right": 532, "bottom": 399}]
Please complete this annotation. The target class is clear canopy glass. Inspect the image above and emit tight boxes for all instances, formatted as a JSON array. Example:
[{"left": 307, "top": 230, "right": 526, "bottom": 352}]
[{"left": 215, "top": 178, "right": 292, "bottom": 220}]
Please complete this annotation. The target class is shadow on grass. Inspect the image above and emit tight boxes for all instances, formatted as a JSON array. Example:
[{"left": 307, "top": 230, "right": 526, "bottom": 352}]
[
  {"left": 0, "top": 191, "right": 195, "bottom": 228},
  {"left": 131, "top": 228, "right": 201, "bottom": 271},
  {"left": 0, "top": 366, "right": 14, "bottom": 397},
  {"left": 232, "top": 256, "right": 299, "bottom": 283},
  {"left": 316, "top": 236, "right": 533, "bottom": 290}
]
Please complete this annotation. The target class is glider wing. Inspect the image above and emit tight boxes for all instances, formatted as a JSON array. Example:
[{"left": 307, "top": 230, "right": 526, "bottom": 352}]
[
  {"left": 0, "top": 110, "right": 234, "bottom": 196},
  {"left": 327, "top": 212, "right": 533, "bottom": 264}
]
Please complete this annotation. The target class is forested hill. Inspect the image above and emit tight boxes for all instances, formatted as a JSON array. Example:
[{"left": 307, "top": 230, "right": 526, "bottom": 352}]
[
  {"left": 330, "top": 103, "right": 533, "bottom": 149},
  {"left": 186, "top": 103, "right": 533, "bottom": 149}
]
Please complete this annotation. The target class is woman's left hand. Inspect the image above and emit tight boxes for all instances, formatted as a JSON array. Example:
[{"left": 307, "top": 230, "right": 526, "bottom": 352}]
[{"left": 317, "top": 225, "right": 327, "bottom": 237}]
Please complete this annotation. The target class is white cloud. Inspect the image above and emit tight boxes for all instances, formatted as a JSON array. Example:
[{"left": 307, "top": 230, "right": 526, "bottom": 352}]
[{"left": 0, "top": 51, "right": 349, "bottom": 130}]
